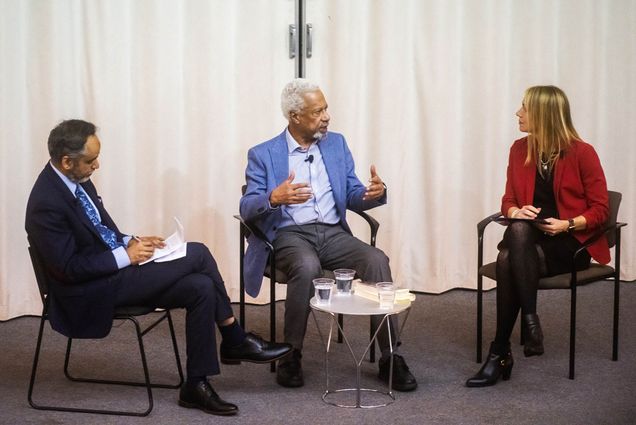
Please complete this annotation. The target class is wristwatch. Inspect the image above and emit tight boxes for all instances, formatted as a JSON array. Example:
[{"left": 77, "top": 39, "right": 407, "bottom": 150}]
[{"left": 567, "top": 218, "right": 576, "bottom": 233}]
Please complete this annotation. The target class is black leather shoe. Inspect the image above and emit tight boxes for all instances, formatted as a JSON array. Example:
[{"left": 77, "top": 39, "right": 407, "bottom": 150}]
[
  {"left": 378, "top": 354, "right": 418, "bottom": 391},
  {"left": 178, "top": 380, "right": 238, "bottom": 416},
  {"left": 466, "top": 343, "right": 514, "bottom": 387},
  {"left": 220, "top": 332, "right": 292, "bottom": 364},
  {"left": 523, "top": 313, "right": 544, "bottom": 357},
  {"left": 276, "top": 349, "right": 304, "bottom": 388}
]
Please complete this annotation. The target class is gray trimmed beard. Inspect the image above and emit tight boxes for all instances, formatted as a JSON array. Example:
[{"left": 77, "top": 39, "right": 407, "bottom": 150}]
[{"left": 313, "top": 131, "right": 327, "bottom": 141}]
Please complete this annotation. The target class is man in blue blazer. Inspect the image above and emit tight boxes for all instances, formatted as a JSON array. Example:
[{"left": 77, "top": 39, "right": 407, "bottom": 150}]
[
  {"left": 240, "top": 79, "right": 417, "bottom": 391},
  {"left": 25, "top": 119, "right": 291, "bottom": 416}
]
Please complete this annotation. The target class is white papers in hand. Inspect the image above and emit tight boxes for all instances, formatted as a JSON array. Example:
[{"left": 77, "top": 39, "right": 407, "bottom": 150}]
[{"left": 140, "top": 217, "right": 187, "bottom": 265}]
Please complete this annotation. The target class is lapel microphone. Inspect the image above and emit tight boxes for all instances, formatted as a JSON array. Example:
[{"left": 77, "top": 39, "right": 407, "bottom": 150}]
[{"left": 304, "top": 154, "right": 314, "bottom": 164}]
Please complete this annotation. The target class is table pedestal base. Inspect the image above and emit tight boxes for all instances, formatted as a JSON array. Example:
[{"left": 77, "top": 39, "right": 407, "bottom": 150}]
[
  {"left": 311, "top": 303, "right": 411, "bottom": 409},
  {"left": 322, "top": 387, "right": 395, "bottom": 409}
]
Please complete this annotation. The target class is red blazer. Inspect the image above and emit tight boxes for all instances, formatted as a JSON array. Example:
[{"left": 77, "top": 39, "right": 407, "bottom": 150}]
[{"left": 501, "top": 137, "right": 610, "bottom": 264}]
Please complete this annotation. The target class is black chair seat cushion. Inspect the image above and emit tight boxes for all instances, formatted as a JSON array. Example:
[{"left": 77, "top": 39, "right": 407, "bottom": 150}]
[{"left": 479, "top": 262, "right": 615, "bottom": 290}]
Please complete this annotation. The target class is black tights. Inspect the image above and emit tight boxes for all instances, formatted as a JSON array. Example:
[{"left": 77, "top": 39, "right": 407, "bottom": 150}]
[{"left": 494, "top": 222, "right": 545, "bottom": 348}]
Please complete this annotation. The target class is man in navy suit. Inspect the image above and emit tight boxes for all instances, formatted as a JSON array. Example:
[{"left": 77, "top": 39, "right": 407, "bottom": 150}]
[
  {"left": 240, "top": 79, "right": 417, "bottom": 391},
  {"left": 25, "top": 119, "right": 291, "bottom": 416}
]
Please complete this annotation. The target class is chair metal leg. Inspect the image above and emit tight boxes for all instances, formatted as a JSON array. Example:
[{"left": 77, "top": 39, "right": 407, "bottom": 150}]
[
  {"left": 612, "top": 229, "right": 621, "bottom": 361},
  {"left": 337, "top": 314, "right": 344, "bottom": 343},
  {"left": 239, "top": 227, "right": 246, "bottom": 329},
  {"left": 64, "top": 312, "right": 182, "bottom": 388},
  {"left": 569, "top": 281, "right": 577, "bottom": 380},
  {"left": 612, "top": 275, "right": 620, "bottom": 361},
  {"left": 270, "top": 276, "right": 277, "bottom": 373},
  {"left": 476, "top": 274, "right": 483, "bottom": 363},
  {"left": 27, "top": 314, "right": 47, "bottom": 410},
  {"left": 31, "top": 316, "right": 154, "bottom": 416}
]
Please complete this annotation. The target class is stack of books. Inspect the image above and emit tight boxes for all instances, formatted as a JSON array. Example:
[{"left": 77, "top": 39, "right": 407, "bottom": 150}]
[{"left": 352, "top": 280, "right": 416, "bottom": 303}]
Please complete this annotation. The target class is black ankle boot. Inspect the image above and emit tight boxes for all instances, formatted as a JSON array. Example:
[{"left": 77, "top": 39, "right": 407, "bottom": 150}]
[
  {"left": 523, "top": 313, "right": 544, "bottom": 357},
  {"left": 466, "top": 343, "right": 514, "bottom": 387}
]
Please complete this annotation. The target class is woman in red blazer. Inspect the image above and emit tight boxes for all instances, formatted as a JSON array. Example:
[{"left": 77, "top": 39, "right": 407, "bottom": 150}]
[{"left": 466, "top": 86, "right": 610, "bottom": 387}]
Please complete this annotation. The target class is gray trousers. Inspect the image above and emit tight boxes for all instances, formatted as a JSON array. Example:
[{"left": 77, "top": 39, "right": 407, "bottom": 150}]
[{"left": 273, "top": 223, "right": 397, "bottom": 357}]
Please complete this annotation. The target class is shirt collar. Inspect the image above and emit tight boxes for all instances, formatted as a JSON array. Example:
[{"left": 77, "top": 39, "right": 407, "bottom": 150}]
[
  {"left": 285, "top": 127, "right": 320, "bottom": 154},
  {"left": 50, "top": 161, "right": 79, "bottom": 195},
  {"left": 285, "top": 128, "right": 303, "bottom": 154}
]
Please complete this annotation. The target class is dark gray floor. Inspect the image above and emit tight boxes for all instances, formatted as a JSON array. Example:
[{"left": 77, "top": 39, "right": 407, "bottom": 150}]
[{"left": 1, "top": 281, "right": 635, "bottom": 425}]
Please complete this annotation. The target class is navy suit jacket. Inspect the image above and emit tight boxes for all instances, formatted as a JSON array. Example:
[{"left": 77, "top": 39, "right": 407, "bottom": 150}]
[
  {"left": 25, "top": 163, "right": 125, "bottom": 338},
  {"left": 239, "top": 130, "right": 386, "bottom": 297}
]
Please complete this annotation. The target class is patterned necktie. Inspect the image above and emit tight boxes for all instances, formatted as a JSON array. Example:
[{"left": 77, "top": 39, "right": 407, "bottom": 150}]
[{"left": 75, "top": 185, "right": 123, "bottom": 250}]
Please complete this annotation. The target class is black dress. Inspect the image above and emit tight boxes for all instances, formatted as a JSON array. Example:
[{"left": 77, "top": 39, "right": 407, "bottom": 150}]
[{"left": 532, "top": 167, "right": 590, "bottom": 276}]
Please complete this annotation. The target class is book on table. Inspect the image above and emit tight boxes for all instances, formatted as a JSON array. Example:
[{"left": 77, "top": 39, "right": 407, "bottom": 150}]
[{"left": 352, "top": 280, "right": 416, "bottom": 303}]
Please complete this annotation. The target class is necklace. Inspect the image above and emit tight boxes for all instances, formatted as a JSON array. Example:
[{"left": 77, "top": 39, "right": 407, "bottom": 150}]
[{"left": 540, "top": 158, "right": 549, "bottom": 172}]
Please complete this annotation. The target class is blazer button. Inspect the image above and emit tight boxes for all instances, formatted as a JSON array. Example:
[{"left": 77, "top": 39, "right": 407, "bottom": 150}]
[{"left": 272, "top": 226, "right": 277, "bottom": 230}]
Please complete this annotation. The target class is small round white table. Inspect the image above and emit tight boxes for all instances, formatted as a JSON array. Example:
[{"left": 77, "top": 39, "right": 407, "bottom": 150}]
[{"left": 309, "top": 294, "right": 412, "bottom": 408}]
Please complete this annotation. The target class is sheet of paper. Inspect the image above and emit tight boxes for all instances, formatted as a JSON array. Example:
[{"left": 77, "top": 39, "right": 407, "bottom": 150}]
[
  {"left": 155, "top": 241, "right": 187, "bottom": 263},
  {"left": 140, "top": 217, "right": 187, "bottom": 265}
]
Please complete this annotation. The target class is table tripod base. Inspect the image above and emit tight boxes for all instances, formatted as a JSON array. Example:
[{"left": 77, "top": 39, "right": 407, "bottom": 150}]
[{"left": 322, "top": 387, "right": 395, "bottom": 408}]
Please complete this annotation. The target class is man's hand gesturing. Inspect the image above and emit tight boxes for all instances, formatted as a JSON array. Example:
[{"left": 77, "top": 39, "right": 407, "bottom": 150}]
[{"left": 269, "top": 171, "right": 313, "bottom": 207}]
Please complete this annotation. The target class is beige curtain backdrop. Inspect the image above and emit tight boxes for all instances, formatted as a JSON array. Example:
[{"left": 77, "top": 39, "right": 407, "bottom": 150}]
[{"left": 1, "top": 0, "right": 634, "bottom": 320}]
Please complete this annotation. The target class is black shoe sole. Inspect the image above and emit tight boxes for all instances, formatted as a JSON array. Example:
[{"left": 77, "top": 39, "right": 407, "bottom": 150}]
[
  {"left": 378, "top": 373, "right": 418, "bottom": 392},
  {"left": 465, "top": 380, "right": 498, "bottom": 388},
  {"left": 276, "top": 377, "right": 304, "bottom": 388},
  {"left": 178, "top": 399, "right": 238, "bottom": 416},
  {"left": 392, "top": 383, "right": 418, "bottom": 392},
  {"left": 220, "top": 350, "right": 291, "bottom": 365},
  {"left": 523, "top": 345, "right": 545, "bottom": 357}
]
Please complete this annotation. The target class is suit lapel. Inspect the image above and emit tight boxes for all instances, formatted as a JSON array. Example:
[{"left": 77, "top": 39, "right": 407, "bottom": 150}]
[
  {"left": 43, "top": 164, "right": 105, "bottom": 243},
  {"left": 46, "top": 164, "right": 108, "bottom": 241},
  {"left": 43, "top": 163, "right": 77, "bottom": 207},
  {"left": 318, "top": 134, "right": 344, "bottom": 206},
  {"left": 269, "top": 131, "right": 290, "bottom": 186}
]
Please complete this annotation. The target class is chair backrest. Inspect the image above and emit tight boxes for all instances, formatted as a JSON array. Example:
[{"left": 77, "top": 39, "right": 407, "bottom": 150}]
[
  {"left": 606, "top": 191, "right": 622, "bottom": 248},
  {"left": 239, "top": 185, "right": 253, "bottom": 240},
  {"left": 27, "top": 238, "right": 49, "bottom": 305}
]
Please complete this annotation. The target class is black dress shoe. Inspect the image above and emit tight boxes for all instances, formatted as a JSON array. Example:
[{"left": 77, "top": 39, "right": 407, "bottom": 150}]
[
  {"left": 220, "top": 332, "right": 292, "bottom": 364},
  {"left": 378, "top": 354, "right": 418, "bottom": 391},
  {"left": 276, "top": 349, "right": 304, "bottom": 388},
  {"left": 178, "top": 380, "right": 238, "bottom": 416},
  {"left": 466, "top": 343, "right": 514, "bottom": 388},
  {"left": 523, "top": 313, "right": 544, "bottom": 357}
]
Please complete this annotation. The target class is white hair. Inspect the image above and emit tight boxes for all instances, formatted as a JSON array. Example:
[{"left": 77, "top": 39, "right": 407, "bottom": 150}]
[{"left": 281, "top": 78, "right": 321, "bottom": 119}]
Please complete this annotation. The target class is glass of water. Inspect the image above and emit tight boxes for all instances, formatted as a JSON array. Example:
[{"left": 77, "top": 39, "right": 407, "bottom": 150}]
[
  {"left": 313, "top": 278, "right": 335, "bottom": 305},
  {"left": 376, "top": 282, "right": 396, "bottom": 309},
  {"left": 333, "top": 269, "right": 356, "bottom": 295}
]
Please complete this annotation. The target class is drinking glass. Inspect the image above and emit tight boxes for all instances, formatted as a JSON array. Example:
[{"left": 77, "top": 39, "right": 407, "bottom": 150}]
[
  {"left": 376, "top": 282, "right": 395, "bottom": 309},
  {"left": 313, "top": 278, "right": 335, "bottom": 305},
  {"left": 333, "top": 269, "right": 356, "bottom": 295}
]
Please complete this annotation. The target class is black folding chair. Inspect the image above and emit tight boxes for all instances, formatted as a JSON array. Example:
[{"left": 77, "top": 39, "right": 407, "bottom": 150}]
[{"left": 27, "top": 241, "right": 184, "bottom": 416}]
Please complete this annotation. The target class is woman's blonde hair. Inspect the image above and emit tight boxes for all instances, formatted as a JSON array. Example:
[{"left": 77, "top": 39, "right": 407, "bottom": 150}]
[{"left": 523, "top": 85, "right": 580, "bottom": 173}]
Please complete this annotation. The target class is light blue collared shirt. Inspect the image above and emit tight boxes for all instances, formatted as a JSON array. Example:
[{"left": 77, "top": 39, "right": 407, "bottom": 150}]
[
  {"left": 278, "top": 129, "right": 340, "bottom": 228},
  {"left": 50, "top": 162, "right": 131, "bottom": 269}
]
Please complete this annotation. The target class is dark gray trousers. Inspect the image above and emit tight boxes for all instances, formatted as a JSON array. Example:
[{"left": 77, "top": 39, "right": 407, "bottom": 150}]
[{"left": 273, "top": 223, "right": 397, "bottom": 357}]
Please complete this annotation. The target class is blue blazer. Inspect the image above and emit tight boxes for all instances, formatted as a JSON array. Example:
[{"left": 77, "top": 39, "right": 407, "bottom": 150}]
[
  {"left": 25, "top": 163, "right": 124, "bottom": 338},
  {"left": 239, "top": 130, "right": 386, "bottom": 297}
]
